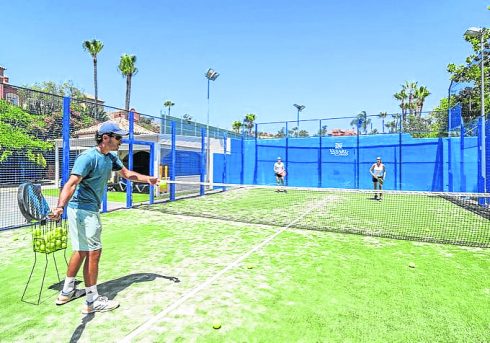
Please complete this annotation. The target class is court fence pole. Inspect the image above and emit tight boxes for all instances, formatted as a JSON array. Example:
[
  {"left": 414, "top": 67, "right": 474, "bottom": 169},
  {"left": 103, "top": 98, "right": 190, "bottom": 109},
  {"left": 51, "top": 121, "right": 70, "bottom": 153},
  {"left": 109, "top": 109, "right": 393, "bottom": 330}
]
[
  {"left": 126, "top": 110, "right": 134, "bottom": 209},
  {"left": 170, "top": 121, "right": 176, "bottom": 201},
  {"left": 61, "top": 97, "right": 71, "bottom": 220},
  {"left": 223, "top": 133, "right": 227, "bottom": 188},
  {"left": 200, "top": 128, "right": 206, "bottom": 196},
  {"left": 285, "top": 121, "right": 289, "bottom": 186},
  {"left": 318, "top": 119, "right": 322, "bottom": 188}
]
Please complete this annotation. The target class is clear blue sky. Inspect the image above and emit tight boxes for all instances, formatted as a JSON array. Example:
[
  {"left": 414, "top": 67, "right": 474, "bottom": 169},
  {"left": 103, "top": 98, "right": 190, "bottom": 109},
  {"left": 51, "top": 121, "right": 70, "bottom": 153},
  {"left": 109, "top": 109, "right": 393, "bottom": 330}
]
[{"left": 1, "top": 0, "right": 488, "bottom": 130}]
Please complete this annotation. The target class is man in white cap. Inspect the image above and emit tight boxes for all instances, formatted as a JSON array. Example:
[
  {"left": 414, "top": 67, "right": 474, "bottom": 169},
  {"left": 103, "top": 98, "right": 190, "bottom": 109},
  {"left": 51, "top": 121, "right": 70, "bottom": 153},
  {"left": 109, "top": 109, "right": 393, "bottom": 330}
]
[
  {"left": 51, "top": 121, "right": 159, "bottom": 314},
  {"left": 273, "top": 156, "right": 286, "bottom": 192}
]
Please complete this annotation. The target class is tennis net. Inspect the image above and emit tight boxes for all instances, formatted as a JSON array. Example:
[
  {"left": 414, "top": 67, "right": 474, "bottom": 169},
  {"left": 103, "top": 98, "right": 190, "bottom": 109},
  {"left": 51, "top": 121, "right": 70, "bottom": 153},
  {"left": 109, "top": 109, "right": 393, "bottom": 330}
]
[{"left": 141, "top": 181, "right": 490, "bottom": 248}]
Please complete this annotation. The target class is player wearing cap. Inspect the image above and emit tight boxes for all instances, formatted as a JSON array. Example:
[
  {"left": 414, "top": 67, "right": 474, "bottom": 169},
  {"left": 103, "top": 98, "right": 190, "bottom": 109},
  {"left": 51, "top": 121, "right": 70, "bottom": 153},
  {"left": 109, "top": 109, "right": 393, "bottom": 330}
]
[
  {"left": 274, "top": 157, "right": 286, "bottom": 192},
  {"left": 51, "top": 121, "right": 159, "bottom": 313},
  {"left": 369, "top": 156, "right": 386, "bottom": 200}
]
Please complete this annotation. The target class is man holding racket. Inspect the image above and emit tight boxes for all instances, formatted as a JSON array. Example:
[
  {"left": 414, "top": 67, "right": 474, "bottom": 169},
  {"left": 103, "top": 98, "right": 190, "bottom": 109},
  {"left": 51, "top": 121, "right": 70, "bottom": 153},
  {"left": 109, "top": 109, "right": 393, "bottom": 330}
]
[
  {"left": 274, "top": 157, "right": 286, "bottom": 192},
  {"left": 51, "top": 121, "right": 159, "bottom": 314},
  {"left": 369, "top": 156, "right": 386, "bottom": 200}
]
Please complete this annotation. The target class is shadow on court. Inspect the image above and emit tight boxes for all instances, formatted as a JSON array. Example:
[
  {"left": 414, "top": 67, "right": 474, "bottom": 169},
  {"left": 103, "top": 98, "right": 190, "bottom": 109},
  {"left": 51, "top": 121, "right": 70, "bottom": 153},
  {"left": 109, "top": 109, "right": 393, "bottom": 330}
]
[{"left": 47, "top": 273, "right": 180, "bottom": 343}]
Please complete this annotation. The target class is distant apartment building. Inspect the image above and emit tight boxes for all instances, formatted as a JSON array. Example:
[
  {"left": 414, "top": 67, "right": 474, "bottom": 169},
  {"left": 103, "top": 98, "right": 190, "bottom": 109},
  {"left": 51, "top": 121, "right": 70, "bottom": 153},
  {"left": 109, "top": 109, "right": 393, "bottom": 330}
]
[{"left": 0, "top": 66, "right": 19, "bottom": 105}]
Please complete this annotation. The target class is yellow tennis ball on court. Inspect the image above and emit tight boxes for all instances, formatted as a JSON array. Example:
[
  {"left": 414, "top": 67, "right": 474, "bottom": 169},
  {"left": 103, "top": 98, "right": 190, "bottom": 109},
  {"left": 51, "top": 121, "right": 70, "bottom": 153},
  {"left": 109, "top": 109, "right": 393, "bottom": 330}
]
[
  {"left": 212, "top": 320, "right": 221, "bottom": 329},
  {"left": 408, "top": 262, "right": 416, "bottom": 268},
  {"left": 246, "top": 264, "right": 254, "bottom": 269}
]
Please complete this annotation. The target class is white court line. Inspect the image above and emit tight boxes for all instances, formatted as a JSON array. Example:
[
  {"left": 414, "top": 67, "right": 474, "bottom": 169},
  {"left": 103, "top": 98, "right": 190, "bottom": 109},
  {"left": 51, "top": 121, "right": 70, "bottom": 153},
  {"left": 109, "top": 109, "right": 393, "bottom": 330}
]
[{"left": 121, "top": 196, "right": 331, "bottom": 342}]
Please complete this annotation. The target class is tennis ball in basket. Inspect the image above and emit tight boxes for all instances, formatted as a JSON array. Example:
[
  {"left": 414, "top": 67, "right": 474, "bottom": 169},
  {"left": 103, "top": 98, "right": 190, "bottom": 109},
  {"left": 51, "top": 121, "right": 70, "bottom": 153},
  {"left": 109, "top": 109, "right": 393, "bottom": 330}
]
[
  {"left": 212, "top": 320, "right": 221, "bottom": 329},
  {"left": 408, "top": 262, "right": 416, "bottom": 268}
]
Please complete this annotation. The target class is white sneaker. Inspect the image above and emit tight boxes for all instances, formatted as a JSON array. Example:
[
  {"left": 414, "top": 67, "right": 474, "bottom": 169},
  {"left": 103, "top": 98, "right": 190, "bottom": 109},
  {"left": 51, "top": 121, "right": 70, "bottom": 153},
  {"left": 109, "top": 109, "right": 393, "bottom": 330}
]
[
  {"left": 82, "top": 295, "right": 119, "bottom": 314},
  {"left": 56, "top": 288, "right": 86, "bottom": 305}
]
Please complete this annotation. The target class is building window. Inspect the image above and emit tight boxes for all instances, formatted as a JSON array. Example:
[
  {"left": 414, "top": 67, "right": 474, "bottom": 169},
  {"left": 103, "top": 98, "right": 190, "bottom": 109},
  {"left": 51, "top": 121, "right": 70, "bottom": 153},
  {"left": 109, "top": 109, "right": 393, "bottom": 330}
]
[{"left": 5, "top": 93, "right": 19, "bottom": 106}]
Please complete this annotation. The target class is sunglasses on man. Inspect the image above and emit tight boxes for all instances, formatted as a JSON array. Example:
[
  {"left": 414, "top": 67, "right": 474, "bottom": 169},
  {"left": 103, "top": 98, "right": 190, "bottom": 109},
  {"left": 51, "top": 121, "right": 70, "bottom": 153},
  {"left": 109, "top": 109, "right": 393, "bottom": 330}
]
[{"left": 108, "top": 133, "right": 123, "bottom": 141}]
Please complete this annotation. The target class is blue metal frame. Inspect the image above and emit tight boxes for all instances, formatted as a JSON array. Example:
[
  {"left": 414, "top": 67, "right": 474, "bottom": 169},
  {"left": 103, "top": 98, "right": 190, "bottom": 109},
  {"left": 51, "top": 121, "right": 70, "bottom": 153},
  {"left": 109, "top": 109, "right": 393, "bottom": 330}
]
[
  {"left": 61, "top": 97, "right": 71, "bottom": 219},
  {"left": 126, "top": 111, "right": 135, "bottom": 208},
  {"left": 253, "top": 123, "right": 258, "bottom": 184},
  {"left": 285, "top": 122, "right": 289, "bottom": 186},
  {"left": 318, "top": 119, "right": 322, "bottom": 188},
  {"left": 170, "top": 121, "right": 176, "bottom": 201},
  {"left": 200, "top": 128, "right": 206, "bottom": 196}
]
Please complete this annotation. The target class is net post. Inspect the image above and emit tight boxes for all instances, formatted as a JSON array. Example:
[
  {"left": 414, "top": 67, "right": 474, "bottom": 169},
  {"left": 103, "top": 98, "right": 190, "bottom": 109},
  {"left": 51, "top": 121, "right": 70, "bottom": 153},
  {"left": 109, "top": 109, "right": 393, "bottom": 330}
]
[{"left": 170, "top": 121, "right": 176, "bottom": 201}]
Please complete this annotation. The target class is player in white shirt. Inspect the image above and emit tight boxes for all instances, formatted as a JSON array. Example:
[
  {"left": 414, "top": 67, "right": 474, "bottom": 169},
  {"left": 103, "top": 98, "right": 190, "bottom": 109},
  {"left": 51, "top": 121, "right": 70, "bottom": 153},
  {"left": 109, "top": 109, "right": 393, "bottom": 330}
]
[
  {"left": 273, "top": 157, "right": 286, "bottom": 192},
  {"left": 369, "top": 156, "right": 386, "bottom": 200}
]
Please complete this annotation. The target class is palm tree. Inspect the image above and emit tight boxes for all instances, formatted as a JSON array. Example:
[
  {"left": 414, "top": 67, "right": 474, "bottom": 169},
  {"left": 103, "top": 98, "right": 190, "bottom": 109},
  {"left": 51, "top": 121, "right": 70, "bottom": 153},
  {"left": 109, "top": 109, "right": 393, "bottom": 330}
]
[
  {"left": 82, "top": 39, "right": 104, "bottom": 117},
  {"left": 394, "top": 89, "right": 408, "bottom": 124},
  {"left": 232, "top": 120, "right": 243, "bottom": 134},
  {"left": 244, "top": 113, "right": 256, "bottom": 136},
  {"left": 379, "top": 112, "right": 388, "bottom": 133},
  {"left": 318, "top": 124, "right": 328, "bottom": 136},
  {"left": 164, "top": 100, "right": 175, "bottom": 117},
  {"left": 350, "top": 111, "right": 371, "bottom": 134},
  {"left": 414, "top": 85, "right": 431, "bottom": 116},
  {"left": 118, "top": 54, "right": 138, "bottom": 111},
  {"left": 404, "top": 81, "right": 418, "bottom": 116}
]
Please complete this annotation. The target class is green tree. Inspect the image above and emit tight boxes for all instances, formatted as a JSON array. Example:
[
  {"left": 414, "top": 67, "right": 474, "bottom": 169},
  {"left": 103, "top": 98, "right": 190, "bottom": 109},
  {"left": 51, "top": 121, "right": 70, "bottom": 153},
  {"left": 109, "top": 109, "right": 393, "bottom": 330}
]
[
  {"left": 17, "top": 81, "right": 99, "bottom": 138},
  {"left": 82, "top": 39, "right": 104, "bottom": 118},
  {"left": 288, "top": 126, "right": 299, "bottom": 137},
  {"left": 276, "top": 127, "right": 286, "bottom": 138},
  {"left": 118, "top": 54, "right": 138, "bottom": 111},
  {"left": 350, "top": 111, "right": 371, "bottom": 134},
  {"left": 244, "top": 113, "right": 256, "bottom": 135},
  {"left": 379, "top": 112, "right": 388, "bottom": 134},
  {"left": 394, "top": 89, "right": 408, "bottom": 123},
  {"left": 447, "top": 29, "right": 490, "bottom": 124},
  {"left": 0, "top": 100, "right": 53, "bottom": 166},
  {"left": 414, "top": 85, "right": 431, "bottom": 115},
  {"left": 298, "top": 129, "right": 309, "bottom": 137},
  {"left": 318, "top": 124, "right": 328, "bottom": 136},
  {"left": 232, "top": 120, "right": 243, "bottom": 134},
  {"left": 164, "top": 100, "right": 175, "bottom": 117}
]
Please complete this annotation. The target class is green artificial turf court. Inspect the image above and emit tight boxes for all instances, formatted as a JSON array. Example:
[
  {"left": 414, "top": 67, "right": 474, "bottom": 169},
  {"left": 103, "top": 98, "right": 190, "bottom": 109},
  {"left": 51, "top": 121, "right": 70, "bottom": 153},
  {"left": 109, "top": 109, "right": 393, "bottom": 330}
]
[{"left": 0, "top": 188, "right": 489, "bottom": 342}]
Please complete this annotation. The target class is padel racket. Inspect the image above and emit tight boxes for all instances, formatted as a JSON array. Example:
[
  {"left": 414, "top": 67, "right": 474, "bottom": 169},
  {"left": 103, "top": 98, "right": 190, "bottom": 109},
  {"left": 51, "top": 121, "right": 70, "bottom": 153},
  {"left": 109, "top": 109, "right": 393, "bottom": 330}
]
[
  {"left": 17, "top": 182, "right": 53, "bottom": 222},
  {"left": 280, "top": 170, "right": 287, "bottom": 177},
  {"left": 378, "top": 177, "right": 384, "bottom": 185}
]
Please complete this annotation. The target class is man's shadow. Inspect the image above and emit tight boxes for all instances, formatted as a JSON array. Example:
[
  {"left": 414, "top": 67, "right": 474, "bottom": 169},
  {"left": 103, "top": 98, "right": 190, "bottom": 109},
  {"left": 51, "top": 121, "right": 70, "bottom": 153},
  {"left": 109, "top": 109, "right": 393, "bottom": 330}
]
[{"left": 48, "top": 273, "right": 180, "bottom": 343}]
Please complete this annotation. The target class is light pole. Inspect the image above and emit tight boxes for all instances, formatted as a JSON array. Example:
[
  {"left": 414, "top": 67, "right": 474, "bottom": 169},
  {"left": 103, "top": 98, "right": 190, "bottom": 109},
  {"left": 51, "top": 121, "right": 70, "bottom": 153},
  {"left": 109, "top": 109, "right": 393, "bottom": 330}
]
[
  {"left": 205, "top": 68, "right": 219, "bottom": 183},
  {"left": 465, "top": 27, "right": 487, "bottom": 193},
  {"left": 293, "top": 104, "right": 305, "bottom": 128}
]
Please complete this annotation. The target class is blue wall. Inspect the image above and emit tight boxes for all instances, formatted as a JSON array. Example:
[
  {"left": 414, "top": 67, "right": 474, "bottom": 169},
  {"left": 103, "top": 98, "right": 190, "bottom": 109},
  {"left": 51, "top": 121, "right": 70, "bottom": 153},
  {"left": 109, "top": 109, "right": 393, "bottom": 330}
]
[{"left": 213, "top": 134, "right": 481, "bottom": 192}]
